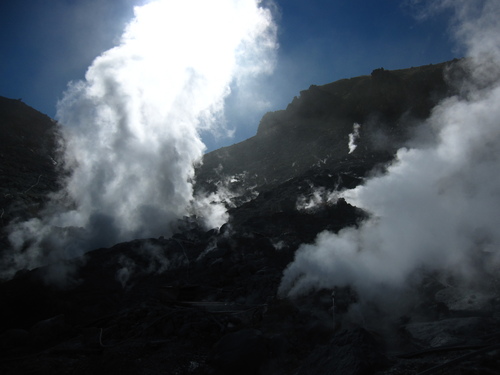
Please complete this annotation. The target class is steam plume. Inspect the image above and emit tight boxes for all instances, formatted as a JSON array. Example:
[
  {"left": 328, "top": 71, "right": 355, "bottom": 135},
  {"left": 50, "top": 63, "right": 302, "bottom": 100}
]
[
  {"left": 2, "top": 0, "right": 277, "bottom": 278},
  {"left": 348, "top": 122, "right": 361, "bottom": 154},
  {"left": 279, "top": 0, "right": 500, "bottom": 304}
]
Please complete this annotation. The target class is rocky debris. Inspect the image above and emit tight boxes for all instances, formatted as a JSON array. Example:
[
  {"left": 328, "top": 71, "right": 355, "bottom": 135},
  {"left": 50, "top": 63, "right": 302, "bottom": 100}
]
[
  {"left": 404, "top": 317, "right": 498, "bottom": 348},
  {"left": 1, "top": 183, "right": 499, "bottom": 374},
  {"left": 1, "top": 156, "right": 499, "bottom": 374},
  {"left": 297, "top": 328, "right": 389, "bottom": 375},
  {"left": 0, "top": 176, "right": 370, "bottom": 374},
  {"left": 435, "top": 286, "right": 497, "bottom": 316}
]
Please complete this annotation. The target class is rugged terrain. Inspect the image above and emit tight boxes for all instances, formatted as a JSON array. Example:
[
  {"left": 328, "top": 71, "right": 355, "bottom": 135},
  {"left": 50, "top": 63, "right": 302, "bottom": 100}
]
[
  {"left": 0, "top": 97, "right": 60, "bottom": 229},
  {"left": 195, "top": 60, "right": 461, "bottom": 192},
  {"left": 1, "top": 61, "right": 500, "bottom": 374}
]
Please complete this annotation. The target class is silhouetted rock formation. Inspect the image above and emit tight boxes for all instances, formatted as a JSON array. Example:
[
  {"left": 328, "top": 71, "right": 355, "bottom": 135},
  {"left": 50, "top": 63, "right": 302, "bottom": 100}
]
[
  {"left": 0, "top": 96, "right": 60, "bottom": 228},
  {"left": 196, "top": 60, "right": 460, "bottom": 192}
]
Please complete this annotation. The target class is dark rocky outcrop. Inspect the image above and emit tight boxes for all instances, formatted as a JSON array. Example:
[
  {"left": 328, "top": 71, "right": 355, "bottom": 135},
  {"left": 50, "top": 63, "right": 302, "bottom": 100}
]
[
  {"left": 196, "top": 60, "right": 461, "bottom": 193},
  {"left": 0, "top": 96, "right": 61, "bottom": 241}
]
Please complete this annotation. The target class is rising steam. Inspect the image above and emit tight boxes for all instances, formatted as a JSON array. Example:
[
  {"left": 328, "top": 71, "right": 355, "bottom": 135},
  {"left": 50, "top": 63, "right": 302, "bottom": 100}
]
[
  {"left": 348, "top": 122, "right": 361, "bottom": 154},
  {"left": 2, "top": 0, "right": 277, "bottom": 278},
  {"left": 279, "top": 0, "right": 500, "bottom": 304}
]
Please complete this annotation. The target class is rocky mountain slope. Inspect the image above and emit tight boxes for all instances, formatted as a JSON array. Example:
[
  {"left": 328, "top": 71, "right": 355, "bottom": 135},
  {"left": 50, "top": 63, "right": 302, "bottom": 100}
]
[
  {"left": 195, "top": 60, "right": 461, "bottom": 192},
  {"left": 0, "top": 96, "right": 60, "bottom": 231},
  {"left": 2, "top": 60, "right": 500, "bottom": 374}
]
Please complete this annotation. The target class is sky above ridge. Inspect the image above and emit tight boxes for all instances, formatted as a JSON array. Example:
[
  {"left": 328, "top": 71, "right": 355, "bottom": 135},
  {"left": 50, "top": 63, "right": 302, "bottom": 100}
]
[{"left": 1, "top": 0, "right": 458, "bottom": 151}]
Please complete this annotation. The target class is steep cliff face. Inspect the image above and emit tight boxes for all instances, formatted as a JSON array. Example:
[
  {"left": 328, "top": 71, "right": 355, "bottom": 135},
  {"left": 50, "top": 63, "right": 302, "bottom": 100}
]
[
  {"left": 0, "top": 97, "right": 60, "bottom": 236},
  {"left": 195, "top": 60, "right": 460, "bottom": 192}
]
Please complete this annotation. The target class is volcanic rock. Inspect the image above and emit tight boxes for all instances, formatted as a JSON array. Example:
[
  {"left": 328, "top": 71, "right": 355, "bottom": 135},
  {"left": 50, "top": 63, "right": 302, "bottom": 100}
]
[
  {"left": 195, "top": 60, "right": 461, "bottom": 192},
  {"left": 2, "top": 60, "right": 500, "bottom": 374}
]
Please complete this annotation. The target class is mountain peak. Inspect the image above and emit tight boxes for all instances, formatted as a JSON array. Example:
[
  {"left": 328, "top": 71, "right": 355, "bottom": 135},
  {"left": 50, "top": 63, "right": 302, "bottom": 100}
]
[{"left": 196, "top": 60, "right": 460, "bottom": 192}]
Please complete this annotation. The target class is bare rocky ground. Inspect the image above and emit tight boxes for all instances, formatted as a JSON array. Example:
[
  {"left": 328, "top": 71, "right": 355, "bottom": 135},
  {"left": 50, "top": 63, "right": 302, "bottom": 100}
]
[{"left": 1, "top": 167, "right": 499, "bottom": 374}]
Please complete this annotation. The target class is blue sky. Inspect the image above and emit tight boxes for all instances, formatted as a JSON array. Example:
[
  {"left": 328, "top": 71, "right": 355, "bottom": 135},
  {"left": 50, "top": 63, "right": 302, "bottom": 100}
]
[{"left": 1, "top": 0, "right": 458, "bottom": 151}]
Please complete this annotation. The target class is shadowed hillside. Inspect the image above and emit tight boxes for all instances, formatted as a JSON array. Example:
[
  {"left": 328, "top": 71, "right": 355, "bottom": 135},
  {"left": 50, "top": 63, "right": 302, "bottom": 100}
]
[
  {"left": 195, "top": 60, "right": 462, "bottom": 192},
  {"left": 0, "top": 96, "right": 60, "bottom": 231}
]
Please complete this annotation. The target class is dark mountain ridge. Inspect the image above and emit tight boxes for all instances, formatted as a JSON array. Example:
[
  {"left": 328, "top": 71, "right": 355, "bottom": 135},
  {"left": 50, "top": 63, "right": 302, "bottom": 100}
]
[
  {"left": 0, "top": 96, "right": 61, "bottom": 228},
  {"left": 196, "top": 60, "right": 461, "bottom": 193}
]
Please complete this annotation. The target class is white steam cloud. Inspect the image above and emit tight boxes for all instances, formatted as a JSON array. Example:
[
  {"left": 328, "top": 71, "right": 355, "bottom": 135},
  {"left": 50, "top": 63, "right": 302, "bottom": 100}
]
[
  {"left": 347, "top": 122, "right": 361, "bottom": 154},
  {"left": 279, "top": 0, "right": 500, "bottom": 304},
  {"left": 2, "top": 0, "right": 277, "bottom": 278}
]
